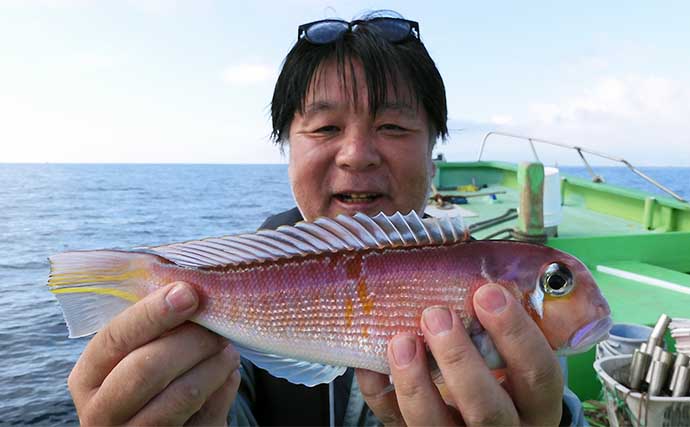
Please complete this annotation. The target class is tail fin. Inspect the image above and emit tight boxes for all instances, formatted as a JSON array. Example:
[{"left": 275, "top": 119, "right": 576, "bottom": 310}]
[{"left": 48, "top": 250, "right": 158, "bottom": 338}]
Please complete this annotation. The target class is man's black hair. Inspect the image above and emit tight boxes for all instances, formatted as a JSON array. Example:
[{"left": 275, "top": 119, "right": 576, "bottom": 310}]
[{"left": 270, "top": 11, "right": 448, "bottom": 147}]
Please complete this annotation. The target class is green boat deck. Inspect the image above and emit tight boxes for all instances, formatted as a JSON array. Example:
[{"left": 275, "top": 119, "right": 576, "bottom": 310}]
[
  {"left": 437, "top": 184, "right": 649, "bottom": 237},
  {"left": 430, "top": 161, "right": 690, "bottom": 400}
]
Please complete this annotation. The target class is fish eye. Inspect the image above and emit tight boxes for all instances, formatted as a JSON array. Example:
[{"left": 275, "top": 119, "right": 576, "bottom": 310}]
[{"left": 540, "top": 263, "right": 574, "bottom": 296}]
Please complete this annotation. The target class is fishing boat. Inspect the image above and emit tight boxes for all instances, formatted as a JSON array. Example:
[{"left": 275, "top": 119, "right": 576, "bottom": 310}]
[{"left": 426, "top": 131, "right": 690, "bottom": 403}]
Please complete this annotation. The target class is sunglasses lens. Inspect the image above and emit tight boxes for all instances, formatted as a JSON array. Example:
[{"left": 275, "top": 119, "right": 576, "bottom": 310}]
[
  {"left": 305, "top": 21, "right": 349, "bottom": 44},
  {"left": 368, "top": 19, "right": 413, "bottom": 42},
  {"left": 300, "top": 18, "right": 417, "bottom": 44}
]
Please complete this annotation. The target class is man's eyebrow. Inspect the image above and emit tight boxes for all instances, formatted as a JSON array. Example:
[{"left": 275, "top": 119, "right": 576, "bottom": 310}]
[
  {"left": 303, "top": 101, "right": 339, "bottom": 116},
  {"left": 376, "top": 101, "right": 417, "bottom": 117}
]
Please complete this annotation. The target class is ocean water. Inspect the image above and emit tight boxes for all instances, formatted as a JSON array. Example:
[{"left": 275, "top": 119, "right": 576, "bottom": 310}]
[
  {"left": 0, "top": 163, "right": 688, "bottom": 425},
  {"left": 0, "top": 164, "right": 294, "bottom": 425}
]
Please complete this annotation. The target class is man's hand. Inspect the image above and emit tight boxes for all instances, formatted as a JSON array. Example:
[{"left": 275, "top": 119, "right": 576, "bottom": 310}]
[
  {"left": 357, "top": 283, "right": 563, "bottom": 426},
  {"left": 68, "top": 282, "right": 241, "bottom": 426}
]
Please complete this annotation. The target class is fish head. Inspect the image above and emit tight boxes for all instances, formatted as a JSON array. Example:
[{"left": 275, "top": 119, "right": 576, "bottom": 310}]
[{"left": 497, "top": 244, "right": 612, "bottom": 355}]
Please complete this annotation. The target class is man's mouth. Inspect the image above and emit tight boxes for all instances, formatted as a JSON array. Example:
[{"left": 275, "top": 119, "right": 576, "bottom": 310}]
[{"left": 334, "top": 192, "right": 382, "bottom": 204}]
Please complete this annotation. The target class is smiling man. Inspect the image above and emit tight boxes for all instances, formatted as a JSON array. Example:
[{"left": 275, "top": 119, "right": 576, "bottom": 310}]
[
  {"left": 284, "top": 59, "right": 436, "bottom": 221},
  {"left": 65, "top": 11, "right": 583, "bottom": 427}
]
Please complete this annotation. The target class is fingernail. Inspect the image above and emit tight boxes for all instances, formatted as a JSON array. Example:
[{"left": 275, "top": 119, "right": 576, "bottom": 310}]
[
  {"left": 391, "top": 335, "right": 417, "bottom": 367},
  {"left": 165, "top": 283, "right": 196, "bottom": 312},
  {"left": 475, "top": 285, "right": 508, "bottom": 314},
  {"left": 423, "top": 306, "right": 453, "bottom": 336}
]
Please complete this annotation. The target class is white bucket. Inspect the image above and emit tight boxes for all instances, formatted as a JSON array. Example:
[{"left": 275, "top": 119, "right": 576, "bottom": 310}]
[
  {"left": 594, "top": 355, "right": 690, "bottom": 427},
  {"left": 543, "top": 167, "right": 562, "bottom": 227},
  {"left": 596, "top": 323, "right": 654, "bottom": 359}
]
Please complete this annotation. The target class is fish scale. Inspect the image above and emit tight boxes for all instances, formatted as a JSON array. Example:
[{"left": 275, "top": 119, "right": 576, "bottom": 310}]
[
  {"left": 148, "top": 244, "right": 494, "bottom": 373},
  {"left": 48, "top": 211, "right": 611, "bottom": 386}
]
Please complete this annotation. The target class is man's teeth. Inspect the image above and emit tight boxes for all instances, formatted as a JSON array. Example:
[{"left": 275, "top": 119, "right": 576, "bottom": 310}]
[
  {"left": 338, "top": 193, "right": 379, "bottom": 202},
  {"left": 347, "top": 193, "right": 377, "bottom": 199}
]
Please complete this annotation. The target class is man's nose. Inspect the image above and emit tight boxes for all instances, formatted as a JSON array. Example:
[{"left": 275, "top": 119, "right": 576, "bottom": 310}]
[{"left": 335, "top": 128, "right": 382, "bottom": 170}]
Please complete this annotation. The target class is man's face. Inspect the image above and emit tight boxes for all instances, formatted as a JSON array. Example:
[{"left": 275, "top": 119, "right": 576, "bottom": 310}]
[{"left": 287, "top": 60, "right": 435, "bottom": 221}]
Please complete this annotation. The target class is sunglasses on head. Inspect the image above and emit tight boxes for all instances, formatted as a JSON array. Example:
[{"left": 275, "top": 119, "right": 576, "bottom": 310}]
[{"left": 298, "top": 17, "right": 420, "bottom": 45}]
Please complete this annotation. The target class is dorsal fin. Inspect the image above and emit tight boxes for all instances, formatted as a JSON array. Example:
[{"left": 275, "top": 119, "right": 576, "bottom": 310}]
[
  {"left": 147, "top": 211, "right": 466, "bottom": 268},
  {"left": 371, "top": 214, "right": 405, "bottom": 245},
  {"left": 403, "top": 211, "right": 432, "bottom": 245}
]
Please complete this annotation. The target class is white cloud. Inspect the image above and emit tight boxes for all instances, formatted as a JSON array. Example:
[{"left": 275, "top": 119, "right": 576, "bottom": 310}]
[
  {"left": 565, "top": 56, "right": 610, "bottom": 75},
  {"left": 70, "top": 52, "right": 121, "bottom": 72},
  {"left": 221, "top": 64, "right": 276, "bottom": 85},
  {"left": 528, "top": 75, "right": 690, "bottom": 126},
  {"left": 515, "top": 75, "right": 690, "bottom": 165},
  {"left": 442, "top": 74, "right": 690, "bottom": 166},
  {"left": 489, "top": 114, "right": 514, "bottom": 126}
]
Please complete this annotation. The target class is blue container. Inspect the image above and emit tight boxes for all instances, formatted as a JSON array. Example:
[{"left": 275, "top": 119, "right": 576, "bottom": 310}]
[{"left": 596, "top": 323, "right": 654, "bottom": 359}]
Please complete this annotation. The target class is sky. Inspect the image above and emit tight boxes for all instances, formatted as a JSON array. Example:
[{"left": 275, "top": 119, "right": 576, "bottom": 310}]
[{"left": 1, "top": 1, "right": 689, "bottom": 165}]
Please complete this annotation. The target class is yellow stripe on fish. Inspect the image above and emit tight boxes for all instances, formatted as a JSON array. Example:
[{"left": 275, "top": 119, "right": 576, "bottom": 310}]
[{"left": 51, "top": 287, "right": 140, "bottom": 303}]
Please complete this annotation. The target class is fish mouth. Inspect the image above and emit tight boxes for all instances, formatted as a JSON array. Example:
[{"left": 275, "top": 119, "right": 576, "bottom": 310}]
[{"left": 559, "top": 317, "right": 613, "bottom": 356}]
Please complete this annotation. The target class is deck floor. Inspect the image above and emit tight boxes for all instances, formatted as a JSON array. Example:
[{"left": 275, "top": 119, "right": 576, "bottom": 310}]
[{"left": 435, "top": 184, "right": 647, "bottom": 239}]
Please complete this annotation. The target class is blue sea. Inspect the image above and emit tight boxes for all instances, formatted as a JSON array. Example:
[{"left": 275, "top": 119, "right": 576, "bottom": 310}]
[{"left": 1, "top": 164, "right": 689, "bottom": 425}]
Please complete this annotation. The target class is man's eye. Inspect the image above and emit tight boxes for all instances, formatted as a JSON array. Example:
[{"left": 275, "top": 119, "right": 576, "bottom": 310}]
[
  {"left": 379, "top": 124, "right": 408, "bottom": 132},
  {"left": 314, "top": 125, "right": 340, "bottom": 133}
]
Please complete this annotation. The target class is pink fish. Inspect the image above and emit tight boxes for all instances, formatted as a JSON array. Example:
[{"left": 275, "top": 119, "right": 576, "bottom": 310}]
[{"left": 48, "top": 211, "right": 611, "bottom": 386}]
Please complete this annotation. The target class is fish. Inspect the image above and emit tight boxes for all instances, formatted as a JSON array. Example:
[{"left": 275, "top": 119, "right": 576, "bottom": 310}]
[{"left": 48, "top": 211, "right": 611, "bottom": 386}]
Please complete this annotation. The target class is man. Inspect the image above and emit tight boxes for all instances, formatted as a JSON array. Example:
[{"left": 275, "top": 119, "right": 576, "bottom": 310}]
[{"left": 67, "top": 12, "right": 583, "bottom": 426}]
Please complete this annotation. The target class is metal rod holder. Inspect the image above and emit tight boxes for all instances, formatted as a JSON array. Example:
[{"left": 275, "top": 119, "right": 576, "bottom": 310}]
[
  {"left": 646, "top": 346, "right": 665, "bottom": 384},
  {"left": 629, "top": 349, "right": 651, "bottom": 391},
  {"left": 649, "top": 360, "right": 671, "bottom": 396},
  {"left": 646, "top": 314, "right": 671, "bottom": 351},
  {"left": 670, "top": 354, "right": 690, "bottom": 392},
  {"left": 672, "top": 366, "right": 689, "bottom": 397}
]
